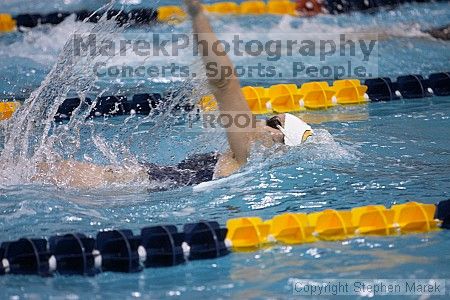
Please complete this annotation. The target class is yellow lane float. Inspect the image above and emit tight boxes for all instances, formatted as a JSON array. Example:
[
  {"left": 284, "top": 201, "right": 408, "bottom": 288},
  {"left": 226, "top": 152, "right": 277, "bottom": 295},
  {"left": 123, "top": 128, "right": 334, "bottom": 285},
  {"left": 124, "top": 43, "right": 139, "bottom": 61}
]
[
  {"left": 392, "top": 202, "right": 439, "bottom": 233},
  {"left": 0, "top": 101, "right": 20, "bottom": 121},
  {"left": 226, "top": 217, "right": 271, "bottom": 250},
  {"left": 1, "top": 1, "right": 302, "bottom": 33},
  {"left": 332, "top": 79, "right": 369, "bottom": 104},
  {"left": 351, "top": 205, "right": 396, "bottom": 235},
  {"left": 198, "top": 94, "right": 218, "bottom": 111},
  {"left": 266, "top": 0, "right": 297, "bottom": 15},
  {"left": 0, "top": 14, "right": 16, "bottom": 32},
  {"left": 204, "top": 2, "right": 240, "bottom": 14},
  {"left": 242, "top": 86, "right": 271, "bottom": 114},
  {"left": 308, "top": 209, "right": 355, "bottom": 241},
  {"left": 159, "top": 1, "right": 298, "bottom": 21},
  {"left": 267, "top": 84, "right": 304, "bottom": 113},
  {"left": 226, "top": 202, "right": 441, "bottom": 251},
  {"left": 157, "top": 6, "right": 187, "bottom": 23},
  {"left": 298, "top": 81, "right": 336, "bottom": 109},
  {"left": 240, "top": 1, "right": 267, "bottom": 14},
  {"left": 266, "top": 213, "right": 316, "bottom": 244},
  {"left": 199, "top": 80, "right": 368, "bottom": 115}
]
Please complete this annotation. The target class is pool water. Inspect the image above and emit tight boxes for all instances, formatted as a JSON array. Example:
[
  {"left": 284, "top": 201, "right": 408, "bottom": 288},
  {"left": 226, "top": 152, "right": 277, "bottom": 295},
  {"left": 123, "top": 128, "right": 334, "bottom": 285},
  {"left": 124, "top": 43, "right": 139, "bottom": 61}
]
[{"left": 1, "top": 0, "right": 450, "bottom": 299}]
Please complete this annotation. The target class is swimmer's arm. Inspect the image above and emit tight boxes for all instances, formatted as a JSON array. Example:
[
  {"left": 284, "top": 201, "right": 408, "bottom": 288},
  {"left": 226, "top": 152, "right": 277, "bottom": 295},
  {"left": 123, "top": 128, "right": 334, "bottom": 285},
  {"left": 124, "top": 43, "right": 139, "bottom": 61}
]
[{"left": 185, "top": 0, "right": 254, "bottom": 165}]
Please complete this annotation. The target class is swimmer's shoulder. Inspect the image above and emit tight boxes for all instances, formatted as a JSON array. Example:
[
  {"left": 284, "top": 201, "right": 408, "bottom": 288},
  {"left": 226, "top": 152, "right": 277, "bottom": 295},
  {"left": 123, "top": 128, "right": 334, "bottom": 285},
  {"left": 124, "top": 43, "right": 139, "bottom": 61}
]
[
  {"left": 213, "top": 151, "right": 242, "bottom": 179},
  {"left": 213, "top": 128, "right": 272, "bottom": 179}
]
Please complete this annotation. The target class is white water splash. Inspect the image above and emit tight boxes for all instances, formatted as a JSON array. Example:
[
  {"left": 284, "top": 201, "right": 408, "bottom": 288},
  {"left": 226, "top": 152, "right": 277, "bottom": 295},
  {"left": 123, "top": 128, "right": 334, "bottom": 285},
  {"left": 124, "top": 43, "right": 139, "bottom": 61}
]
[{"left": 0, "top": 5, "right": 133, "bottom": 185}]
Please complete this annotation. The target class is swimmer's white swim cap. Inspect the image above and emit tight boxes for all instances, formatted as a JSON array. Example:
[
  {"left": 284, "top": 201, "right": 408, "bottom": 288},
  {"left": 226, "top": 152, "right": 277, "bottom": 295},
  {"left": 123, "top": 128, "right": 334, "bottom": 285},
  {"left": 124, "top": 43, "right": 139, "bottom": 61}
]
[{"left": 277, "top": 113, "right": 313, "bottom": 146}]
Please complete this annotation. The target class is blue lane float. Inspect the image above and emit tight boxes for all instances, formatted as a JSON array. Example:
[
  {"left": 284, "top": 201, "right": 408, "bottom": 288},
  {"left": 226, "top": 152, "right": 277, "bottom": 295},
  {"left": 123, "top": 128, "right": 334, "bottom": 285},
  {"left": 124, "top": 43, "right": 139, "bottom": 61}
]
[
  {"left": 2, "top": 71, "right": 449, "bottom": 122},
  {"left": 183, "top": 221, "right": 229, "bottom": 260},
  {"left": 0, "top": 247, "right": 5, "bottom": 275},
  {"left": 364, "top": 77, "right": 400, "bottom": 101},
  {"left": 325, "top": 0, "right": 408, "bottom": 14},
  {"left": 55, "top": 71, "right": 450, "bottom": 119},
  {"left": 0, "top": 221, "right": 231, "bottom": 276},
  {"left": 0, "top": 238, "right": 51, "bottom": 276},
  {"left": 12, "top": 9, "right": 158, "bottom": 29},
  {"left": 126, "top": 93, "right": 162, "bottom": 115},
  {"left": 140, "top": 225, "right": 185, "bottom": 267},
  {"left": 428, "top": 72, "right": 450, "bottom": 96},
  {"left": 15, "top": 12, "right": 70, "bottom": 28},
  {"left": 90, "top": 95, "right": 128, "bottom": 117},
  {"left": 96, "top": 230, "right": 143, "bottom": 273},
  {"left": 48, "top": 233, "right": 98, "bottom": 276},
  {"left": 364, "top": 72, "right": 450, "bottom": 101},
  {"left": 53, "top": 92, "right": 194, "bottom": 122},
  {"left": 396, "top": 74, "right": 432, "bottom": 99},
  {"left": 436, "top": 200, "right": 450, "bottom": 229},
  {"left": 55, "top": 97, "right": 84, "bottom": 120},
  {"left": 5, "top": 0, "right": 449, "bottom": 26}
]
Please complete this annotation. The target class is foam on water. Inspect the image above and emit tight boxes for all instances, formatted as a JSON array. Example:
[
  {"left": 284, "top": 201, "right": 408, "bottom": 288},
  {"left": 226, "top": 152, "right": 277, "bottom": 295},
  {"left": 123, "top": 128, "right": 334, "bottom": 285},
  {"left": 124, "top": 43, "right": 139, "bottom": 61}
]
[
  {"left": 0, "top": 16, "right": 96, "bottom": 66},
  {"left": 193, "top": 128, "right": 358, "bottom": 194}
]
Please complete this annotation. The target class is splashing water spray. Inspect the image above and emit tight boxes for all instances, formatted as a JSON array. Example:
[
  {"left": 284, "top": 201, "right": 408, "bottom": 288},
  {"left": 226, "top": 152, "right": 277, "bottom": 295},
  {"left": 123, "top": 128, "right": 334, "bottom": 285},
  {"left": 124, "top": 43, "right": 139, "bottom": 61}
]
[
  {"left": 0, "top": 0, "right": 208, "bottom": 188},
  {"left": 0, "top": 2, "right": 133, "bottom": 186}
]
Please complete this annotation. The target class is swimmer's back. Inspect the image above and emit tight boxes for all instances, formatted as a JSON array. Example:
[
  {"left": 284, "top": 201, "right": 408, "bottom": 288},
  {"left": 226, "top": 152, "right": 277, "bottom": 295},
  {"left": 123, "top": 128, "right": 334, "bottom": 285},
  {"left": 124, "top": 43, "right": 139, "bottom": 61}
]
[{"left": 144, "top": 152, "right": 220, "bottom": 188}]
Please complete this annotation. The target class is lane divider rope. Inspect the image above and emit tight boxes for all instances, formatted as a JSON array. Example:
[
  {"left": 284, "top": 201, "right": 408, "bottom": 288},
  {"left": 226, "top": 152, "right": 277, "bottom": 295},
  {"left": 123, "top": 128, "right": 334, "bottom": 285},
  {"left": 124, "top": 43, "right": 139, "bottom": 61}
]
[
  {"left": 0, "top": 200, "right": 449, "bottom": 276},
  {"left": 200, "top": 72, "right": 450, "bottom": 114},
  {"left": 0, "top": 9, "right": 158, "bottom": 32},
  {"left": 1, "top": 71, "right": 449, "bottom": 122}
]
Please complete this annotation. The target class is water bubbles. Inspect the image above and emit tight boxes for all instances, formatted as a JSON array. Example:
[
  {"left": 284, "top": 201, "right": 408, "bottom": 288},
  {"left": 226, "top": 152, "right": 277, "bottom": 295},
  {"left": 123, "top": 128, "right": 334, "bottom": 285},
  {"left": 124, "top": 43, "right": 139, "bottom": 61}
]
[
  {"left": 306, "top": 247, "right": 321, "bottom": 258},
  {"left": 167, "top": 290, "right": 181, "bottom": 296},
  {"left": 64, "top": 216, "right": 82, "bottom": 222}
]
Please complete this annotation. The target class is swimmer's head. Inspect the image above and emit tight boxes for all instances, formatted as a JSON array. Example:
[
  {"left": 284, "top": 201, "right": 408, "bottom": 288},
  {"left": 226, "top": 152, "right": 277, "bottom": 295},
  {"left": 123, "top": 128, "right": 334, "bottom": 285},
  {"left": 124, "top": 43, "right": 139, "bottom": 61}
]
[{"left": 265, "top": 113, "right": 313, "bottom": 146}]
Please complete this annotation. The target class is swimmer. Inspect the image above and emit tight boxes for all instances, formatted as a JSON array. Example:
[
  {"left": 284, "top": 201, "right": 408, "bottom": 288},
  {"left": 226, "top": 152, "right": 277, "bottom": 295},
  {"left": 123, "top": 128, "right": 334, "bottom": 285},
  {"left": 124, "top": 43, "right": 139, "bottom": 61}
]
[
  {"left": 34, "top": 0, "right": 314, "bottom": 189},
  {"left": 426, "top": 23, "right": 450, "bottom": 41}
]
